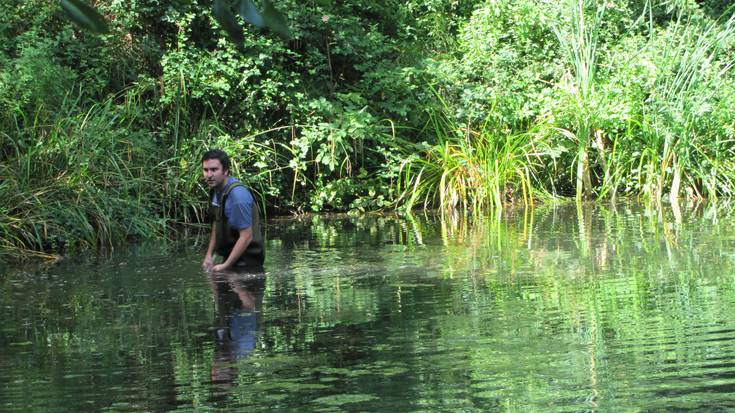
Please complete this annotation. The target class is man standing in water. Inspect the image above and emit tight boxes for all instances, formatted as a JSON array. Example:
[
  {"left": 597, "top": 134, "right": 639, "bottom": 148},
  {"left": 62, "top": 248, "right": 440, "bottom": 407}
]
[{"left": 201, "top": 149, "right": 265, "bottom": 271}]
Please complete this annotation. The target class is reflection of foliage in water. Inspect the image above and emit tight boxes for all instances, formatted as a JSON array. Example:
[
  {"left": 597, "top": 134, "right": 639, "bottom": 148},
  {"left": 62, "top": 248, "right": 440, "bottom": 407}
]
[
  {"left": 252, "top": 204, "right": 735, "bottom": 410},
  {"left": 3, "top": 205, "right": 735, "bottom": 411},
  {"left": 423, "top": 203, "right": 735, "bottom": 410}
]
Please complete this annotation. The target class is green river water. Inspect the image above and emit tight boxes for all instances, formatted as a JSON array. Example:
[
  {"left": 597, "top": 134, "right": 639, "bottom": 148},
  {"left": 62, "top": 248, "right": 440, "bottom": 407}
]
[{"left": 2, "top": 203, "right": 735, "bottom": 412}]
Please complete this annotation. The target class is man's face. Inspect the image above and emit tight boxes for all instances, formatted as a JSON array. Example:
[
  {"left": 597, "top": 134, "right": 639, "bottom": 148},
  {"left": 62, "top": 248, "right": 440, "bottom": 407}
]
[{"left": 202, "top": 159, "right": 228, "bottom": 190}]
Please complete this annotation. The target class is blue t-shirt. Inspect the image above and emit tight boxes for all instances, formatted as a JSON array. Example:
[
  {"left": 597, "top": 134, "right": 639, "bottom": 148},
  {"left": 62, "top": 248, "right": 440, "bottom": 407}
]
[
  {"left": 229, "top": 309, "right": 257, "bottom": 359},
  {"left": 212, "top": 177, "right": 253, "bottom": 231}
]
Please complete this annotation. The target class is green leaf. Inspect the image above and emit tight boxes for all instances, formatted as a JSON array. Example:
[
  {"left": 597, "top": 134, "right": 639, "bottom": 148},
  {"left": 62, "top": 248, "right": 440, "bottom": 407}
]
[
  {"left": 213, "top": 0, "right": 245, "bottom": 46},
  {"left": 239, "top": 0, "right": 265, "bottom": 28},
  {"left": 262, "top": 0, "right": 292, "bottom": 39},
  {"left": 59, "top": 0, "right": 109, "bottom": 34}
]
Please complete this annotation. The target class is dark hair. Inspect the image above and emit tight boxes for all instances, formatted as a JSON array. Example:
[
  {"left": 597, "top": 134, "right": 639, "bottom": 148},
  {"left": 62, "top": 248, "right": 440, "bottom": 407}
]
[{"left": 201, "top": 149, "right": 230, "bottom": 173}]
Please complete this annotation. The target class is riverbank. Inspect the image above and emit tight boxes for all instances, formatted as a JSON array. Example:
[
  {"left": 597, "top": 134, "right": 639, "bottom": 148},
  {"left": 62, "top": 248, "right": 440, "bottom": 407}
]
[{"left": 3, "top": 1, "right": 735, "bottom": 259}]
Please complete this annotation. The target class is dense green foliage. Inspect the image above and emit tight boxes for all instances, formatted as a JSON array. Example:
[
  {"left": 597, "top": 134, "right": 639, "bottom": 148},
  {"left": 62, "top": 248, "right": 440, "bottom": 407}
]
[{"left": 1, "top": 0, "right": 735, "bottom": 257}]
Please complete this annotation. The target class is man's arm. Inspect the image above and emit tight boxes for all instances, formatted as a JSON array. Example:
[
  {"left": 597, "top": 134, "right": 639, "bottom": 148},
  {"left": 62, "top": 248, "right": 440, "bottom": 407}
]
[
  {"left": 213, "top": 227, "right": 253, "bottom": 271},
  {"left": 226, "top": 272, "right": 256, "bottom": 310},
  {"left": 202, "top": 223, "right": 217, "bottom": 270}
]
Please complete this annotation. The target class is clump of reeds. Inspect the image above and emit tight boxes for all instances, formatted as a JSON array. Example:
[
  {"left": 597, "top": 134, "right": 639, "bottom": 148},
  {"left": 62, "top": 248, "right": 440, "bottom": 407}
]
[
  {"left": 552, "top": 0, "right": 605, "bottom": 202},
  {"left": 0, "top": 88, "right": 171, "bottom": 259},
  {"left": 636, "top": 6, "right": 735, "bottom": 203},
  {"left": 396, "top": 100, "right": 545, "bottom": 214}
]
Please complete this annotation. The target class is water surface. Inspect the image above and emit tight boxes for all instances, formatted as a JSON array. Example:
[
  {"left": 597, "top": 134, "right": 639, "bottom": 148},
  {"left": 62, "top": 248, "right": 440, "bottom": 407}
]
[{"left": 2, "top": 203, "right": 735, "bottom": 412}]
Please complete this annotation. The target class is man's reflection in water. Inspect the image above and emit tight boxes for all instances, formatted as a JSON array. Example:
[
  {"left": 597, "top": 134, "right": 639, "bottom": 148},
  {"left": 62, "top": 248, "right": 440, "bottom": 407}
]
[{"left": 206, "top": 269, "right": 265, "bottom": 392}]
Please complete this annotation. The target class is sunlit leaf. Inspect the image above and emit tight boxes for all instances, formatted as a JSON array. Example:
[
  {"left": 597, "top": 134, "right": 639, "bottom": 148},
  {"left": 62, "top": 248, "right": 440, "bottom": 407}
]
[
  {"left": 60, "top": 0, "right": 109, "bottom": 34},
  {"left": 213, "top": 0, "right": 244, "bottom": 46},
  {"left": 262, "top": 0, "right": 292, "bottom": 39},
  {"left": 239, "top": 0, "right": 265, "bottom": 28}
]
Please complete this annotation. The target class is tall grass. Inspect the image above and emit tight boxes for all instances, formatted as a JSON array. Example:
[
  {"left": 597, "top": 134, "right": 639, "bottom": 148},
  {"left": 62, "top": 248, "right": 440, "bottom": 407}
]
[
  {"left": 396, "top": 102, "right": 545, "bottom": 214},
  {"left": 552, "top": 0, "right": 605, "bottom": 202},
  {"left": 639, "top": 8, "right": 735, "bottom": 203},
  {"left": 0, "top": 88, "right": 170, "bottom": 259},
  {"left": 544, "top": 1, "right": 735, "bottom": 204}
]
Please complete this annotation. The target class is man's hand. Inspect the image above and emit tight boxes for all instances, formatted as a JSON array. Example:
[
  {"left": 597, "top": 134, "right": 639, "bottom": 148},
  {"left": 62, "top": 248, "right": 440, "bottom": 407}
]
[
  {"left": 203, "top": 224, "right": 217, "bottom": 271},
  {"left": 212, "top": 263, "right": 230, "bottom": 272},
  {"left": 214, "top": 227, "right": 252, "bottom": 272},
  {"left": 202, "top": 256, "right": 214, "bottom": 271}
]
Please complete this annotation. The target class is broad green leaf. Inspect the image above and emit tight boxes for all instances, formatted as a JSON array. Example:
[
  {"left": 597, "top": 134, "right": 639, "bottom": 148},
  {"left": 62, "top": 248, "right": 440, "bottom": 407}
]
[
  {"left": 262, "top": 0, "right": 292, "bottom": 39},
  {"left": 213, "top": 0, "right": 244, "bottom": 46},
  {"left": 60, "top": 0, "right": 109, "bottom": 34},
  {"left": 239, "top": 0, "right": 265, "bottom": 28}
]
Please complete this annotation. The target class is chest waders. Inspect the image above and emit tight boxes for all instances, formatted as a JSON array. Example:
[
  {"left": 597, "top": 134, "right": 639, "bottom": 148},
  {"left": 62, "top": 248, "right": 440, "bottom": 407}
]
[{"left": 209, "top": 181, "right": 265, "bottom": 266}]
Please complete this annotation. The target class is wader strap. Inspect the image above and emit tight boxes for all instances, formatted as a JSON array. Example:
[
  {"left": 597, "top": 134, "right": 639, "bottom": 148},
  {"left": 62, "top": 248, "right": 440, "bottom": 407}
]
[{"left": 209, "top": 181, "right": 246, "bottom": 218}]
